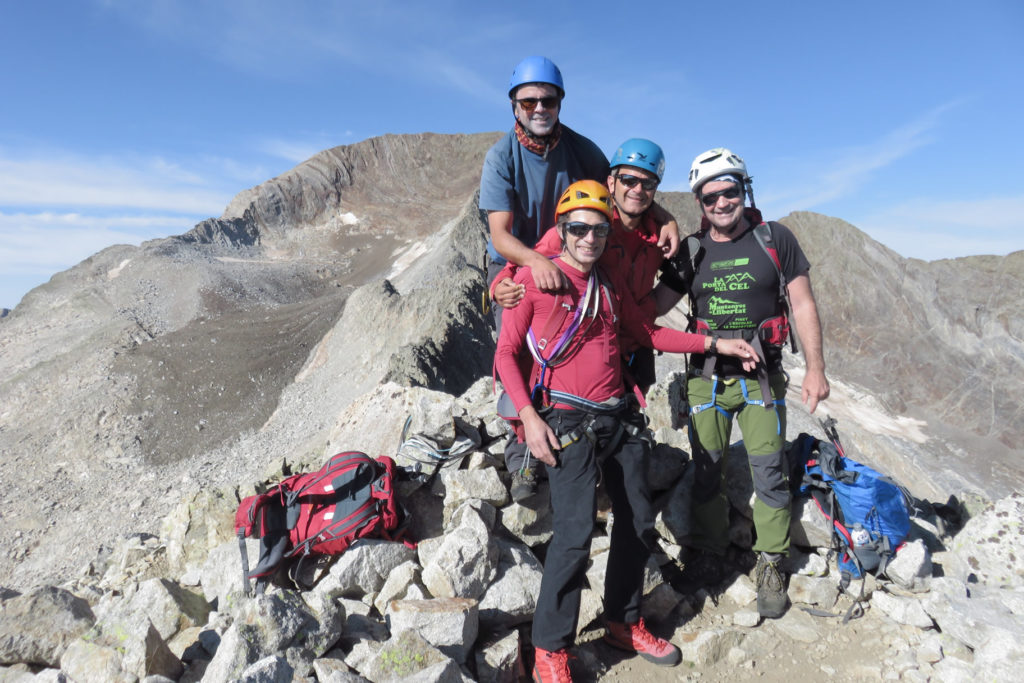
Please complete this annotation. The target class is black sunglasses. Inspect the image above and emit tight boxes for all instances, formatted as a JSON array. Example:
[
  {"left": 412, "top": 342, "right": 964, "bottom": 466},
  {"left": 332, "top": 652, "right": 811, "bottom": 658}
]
[
  {"left": 563, "top": 221, "right": 612, "bottom": 238},
  {"left": 515, "top": 96, "right": 560, "bottom": 112},
  {"left": 700, "top": 186, "right": 742, "bottom": 206},
  {"left": 617, "top": 174, "right": 659, "bottom": 192}
]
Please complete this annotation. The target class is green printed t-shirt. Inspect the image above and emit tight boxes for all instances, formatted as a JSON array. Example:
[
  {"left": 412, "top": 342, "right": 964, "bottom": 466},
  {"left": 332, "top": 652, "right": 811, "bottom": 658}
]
[{"left": 690, "top": 221, "right": 810, "bottom": 374}]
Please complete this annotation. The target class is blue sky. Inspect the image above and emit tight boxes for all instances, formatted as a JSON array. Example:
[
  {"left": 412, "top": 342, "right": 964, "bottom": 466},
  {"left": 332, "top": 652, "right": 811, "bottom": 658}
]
[{"left": 2, "top": 0, "right": 1022, "bottom": 309}]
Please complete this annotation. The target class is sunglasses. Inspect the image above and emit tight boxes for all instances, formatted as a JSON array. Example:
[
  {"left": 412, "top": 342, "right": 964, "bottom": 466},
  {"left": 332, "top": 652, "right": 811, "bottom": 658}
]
[
  {"left": 515, "top": 96, "right": 560, "bottom": 112},
  {"left": 700, "top": 186, "right": 742, "bottom": 206},
  {"left": 563, "top": 221, "right": 612, "bottom": 238},
  {"left": 617, "top": 174, "right": 659, "bottom": 192}
]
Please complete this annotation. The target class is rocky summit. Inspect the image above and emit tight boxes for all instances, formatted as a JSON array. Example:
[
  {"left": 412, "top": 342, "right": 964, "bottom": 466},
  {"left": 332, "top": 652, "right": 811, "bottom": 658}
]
[{"left": 0, "top": 133, "right": 1022, "bottom": 682}]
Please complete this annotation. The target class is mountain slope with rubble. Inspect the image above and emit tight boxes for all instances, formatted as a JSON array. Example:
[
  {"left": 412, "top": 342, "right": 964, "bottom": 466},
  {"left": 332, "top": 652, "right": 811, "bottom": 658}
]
[{"left": 0, "top": 132, "right": 1021, "bottom": 681}]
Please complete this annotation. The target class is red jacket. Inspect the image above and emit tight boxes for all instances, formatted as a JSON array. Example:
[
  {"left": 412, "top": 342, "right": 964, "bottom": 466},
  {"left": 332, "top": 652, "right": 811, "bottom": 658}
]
[
  {"left": 495, "top": 258, "right": 704, "bottom": 414},
  {"left": 491, "top": 207, "right": 666, "bottom": 353}
]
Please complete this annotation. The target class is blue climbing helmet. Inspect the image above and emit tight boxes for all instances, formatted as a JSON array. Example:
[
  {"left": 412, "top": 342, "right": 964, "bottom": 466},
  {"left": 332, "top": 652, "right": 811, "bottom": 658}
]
[
  {"left": 508, "top": 56, "right": 565, "bottom": 98},
  {"left": 610, "top": 138, "right": 666, "bottom": 181}
]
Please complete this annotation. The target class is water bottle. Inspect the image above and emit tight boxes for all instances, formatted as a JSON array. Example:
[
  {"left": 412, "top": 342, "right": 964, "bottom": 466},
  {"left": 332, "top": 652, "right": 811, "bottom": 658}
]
[
  {"left": 850, "top": 523, "right": 871, "bottom": 547},
  {"left": 850, "top": 523, "right": 880, "bottom": 571}
]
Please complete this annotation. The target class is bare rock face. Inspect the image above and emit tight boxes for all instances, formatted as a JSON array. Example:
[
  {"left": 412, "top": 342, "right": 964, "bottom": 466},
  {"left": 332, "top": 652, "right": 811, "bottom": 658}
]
[
  {"left": 0, "top": 132, "right": 499, "bottom": 590},
  {"left": 784, "top": 212, "right": 1024, "bottom": 478}
]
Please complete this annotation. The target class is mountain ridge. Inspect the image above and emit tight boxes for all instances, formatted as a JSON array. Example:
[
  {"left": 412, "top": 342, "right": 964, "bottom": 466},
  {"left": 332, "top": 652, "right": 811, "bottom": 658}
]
[{"left": 0, "top": 132, "right": 1020, "bottom": 593}]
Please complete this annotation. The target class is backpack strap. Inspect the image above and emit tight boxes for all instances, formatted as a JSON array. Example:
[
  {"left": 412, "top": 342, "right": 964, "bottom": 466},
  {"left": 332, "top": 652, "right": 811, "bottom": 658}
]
[
  {"left": 751, "top": 222, "right": 799, "bottom": 353},
  {"left": 238, "top": 529, "right": 252, "bottom": 596},
  {"left": 526, "top": 266, "right": 604, "bottom": 405}
]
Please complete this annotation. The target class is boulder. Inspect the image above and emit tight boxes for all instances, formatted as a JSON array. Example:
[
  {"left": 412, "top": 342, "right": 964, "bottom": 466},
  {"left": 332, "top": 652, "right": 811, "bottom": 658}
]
[
  {"left": 477, "top": 538, "right": 543, "bottom": 627},
  {"left": 0, "top": 586, "right": 95, "bottom": 668},
  {"left": 385, "top": 597, "right": 478, "bottom": 663}
]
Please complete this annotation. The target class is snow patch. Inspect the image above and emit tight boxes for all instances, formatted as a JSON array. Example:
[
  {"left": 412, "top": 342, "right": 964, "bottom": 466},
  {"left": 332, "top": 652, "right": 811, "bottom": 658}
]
[
  {"left": 107, "top": 259, "right": 131, "bottom": 279},
  {"left": 387, "top": 239, "right": 431, "bottom": 280},
  {"left": 788, "top": 365, "right": 927, "bottom": 443}
]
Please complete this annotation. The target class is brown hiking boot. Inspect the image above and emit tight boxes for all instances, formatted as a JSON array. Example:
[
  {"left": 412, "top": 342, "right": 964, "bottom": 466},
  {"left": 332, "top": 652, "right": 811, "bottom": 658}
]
[
  {"left": 754, "top": 553, "right": 789, "bottom": 619},
  {"left": 510, "top": 466, "right": 539, "bottom": 502}
]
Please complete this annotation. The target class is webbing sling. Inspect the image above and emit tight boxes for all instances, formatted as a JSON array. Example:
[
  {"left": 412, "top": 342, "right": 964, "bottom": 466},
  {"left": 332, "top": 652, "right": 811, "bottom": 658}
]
[
  {"left": 751, "top": 222, "right": 798, "bottom": 354},
  {"left": 526, "top": 267, "right": 612, "bottom": 404},
  {"left": 698, "top": 327, "right": 775, "bottom": 410},
  {"left": 689, "top": 374, "right": 785, "bottom": 433}
]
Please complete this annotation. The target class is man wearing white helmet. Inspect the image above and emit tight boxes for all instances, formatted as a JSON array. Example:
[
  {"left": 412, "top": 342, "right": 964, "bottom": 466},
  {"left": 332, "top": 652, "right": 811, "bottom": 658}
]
[{"left": 659, "top": 148, "right": 830, "bottom": 619}]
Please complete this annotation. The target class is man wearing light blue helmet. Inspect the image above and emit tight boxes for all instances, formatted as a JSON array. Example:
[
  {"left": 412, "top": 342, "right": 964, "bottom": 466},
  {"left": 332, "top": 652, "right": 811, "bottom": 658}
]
[
  {"left": 604, "top": 138, "right": 675, "bottom": 392},
  {"left": 493, "top": 138, "right": 677, "bottom": 392}
]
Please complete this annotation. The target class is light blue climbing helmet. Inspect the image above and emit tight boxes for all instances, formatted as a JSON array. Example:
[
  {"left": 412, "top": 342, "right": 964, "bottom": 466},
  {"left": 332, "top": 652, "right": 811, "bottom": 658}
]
[
  {"left": 610, "top": 138, "right": 666, "bottom": 181},
  {"left": 508, "top": 56, "right": 565, "bottom": 98}
]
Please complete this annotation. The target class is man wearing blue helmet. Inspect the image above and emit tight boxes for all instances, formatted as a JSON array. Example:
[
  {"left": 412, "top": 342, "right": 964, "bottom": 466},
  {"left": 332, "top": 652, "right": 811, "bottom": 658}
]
[
  {"left": 480, "top": 57, "right": 679, "bottom": 333},
  {"left": 490, "top": 138, "right": 680, "bottom": 503}
]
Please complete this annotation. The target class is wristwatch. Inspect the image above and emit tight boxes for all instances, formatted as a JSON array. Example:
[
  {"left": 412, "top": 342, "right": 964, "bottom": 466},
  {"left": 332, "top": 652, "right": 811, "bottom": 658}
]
[{"left": 709, "top": 335, "right": 719, "bottom": 354}]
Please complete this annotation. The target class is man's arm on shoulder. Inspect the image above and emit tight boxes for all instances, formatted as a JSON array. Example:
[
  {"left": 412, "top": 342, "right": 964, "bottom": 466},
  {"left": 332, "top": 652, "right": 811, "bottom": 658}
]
[
  {"left": 646, "top": 202, "right": 679, "bottom": 257},
  {"left": 488, "top": 211, "right": 565, "bottom": 292},
  {"left": 787, "top": 273, "right": 830, "bottom": 412},
  {"left": 494, "top": 285, "right": 535, "bottom": 411}
]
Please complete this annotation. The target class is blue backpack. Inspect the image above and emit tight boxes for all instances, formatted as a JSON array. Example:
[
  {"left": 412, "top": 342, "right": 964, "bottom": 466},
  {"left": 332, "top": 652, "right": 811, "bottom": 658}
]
[{"left": 790, "top": 420, "right": 911, "bottom": 582}]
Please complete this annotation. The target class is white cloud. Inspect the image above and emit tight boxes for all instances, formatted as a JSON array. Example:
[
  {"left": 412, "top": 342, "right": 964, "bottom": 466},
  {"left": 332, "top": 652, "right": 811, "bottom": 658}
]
[
  {"left": 0, "top": 153, "right": 233, "bottom": 213},
  {"left": 0, "top": 211, "right": 202, "bottom": 275},
  {"left": 258, "top": 138, "right": 334, "bottom": 165},
  {"left": 760, "top": 100, "right": 962, "bottom": 213},
  {"left": 850, "top": 195, "right": 1024, "bottom": 260}
]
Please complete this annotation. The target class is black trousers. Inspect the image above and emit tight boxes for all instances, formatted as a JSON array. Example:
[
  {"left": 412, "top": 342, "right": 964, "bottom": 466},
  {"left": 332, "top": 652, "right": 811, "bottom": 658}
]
[{"left": 531, "top": 408, "right": 655, "bottom": 651}]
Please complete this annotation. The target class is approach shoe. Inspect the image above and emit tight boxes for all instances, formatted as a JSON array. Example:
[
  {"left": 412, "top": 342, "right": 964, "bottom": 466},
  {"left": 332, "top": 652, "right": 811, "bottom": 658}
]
[
  {"left": 603, "top": 617, "right": 681, "bottom": 666},
  {"left": 754, "top": 552, "right": 789, "bottom": 619},
  {"left": 510, "top": 466, "right": 539, "bottom": 502},
  {"left": 532, "top": 646, "right": 573, "bottom": 683}
]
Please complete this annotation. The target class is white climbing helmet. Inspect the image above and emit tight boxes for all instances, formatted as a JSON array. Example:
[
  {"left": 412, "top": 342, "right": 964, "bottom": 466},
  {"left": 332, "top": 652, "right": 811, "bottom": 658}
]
[{"left": 688, "top": 147, "right": 750, "bottom": 194}]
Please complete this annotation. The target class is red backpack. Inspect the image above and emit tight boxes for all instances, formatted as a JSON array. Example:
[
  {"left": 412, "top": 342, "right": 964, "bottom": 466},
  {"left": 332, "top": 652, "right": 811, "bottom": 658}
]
[{"left": 234, "top": 451, "right": 407, "bottom": 592}]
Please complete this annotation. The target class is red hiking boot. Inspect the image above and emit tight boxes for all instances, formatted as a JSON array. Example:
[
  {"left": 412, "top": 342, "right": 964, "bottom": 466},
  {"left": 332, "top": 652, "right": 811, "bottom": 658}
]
[
  {"left": 532, "top": 646, "right": 573, "bottom": 683},
  {"left": 603, "top": 618, "right": 681, "bottom": 666}
]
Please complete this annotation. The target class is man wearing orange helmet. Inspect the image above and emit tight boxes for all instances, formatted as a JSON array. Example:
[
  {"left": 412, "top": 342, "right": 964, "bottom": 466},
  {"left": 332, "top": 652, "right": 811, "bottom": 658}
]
[
  {"left": 493, "top": 137, "right": 675, "bottom": 393},
  {"left": 492, "top": 138, "right": 680, "bottom": 501},
  {"left": 495, "top": 180, "right": 756, "bottom": 682}
]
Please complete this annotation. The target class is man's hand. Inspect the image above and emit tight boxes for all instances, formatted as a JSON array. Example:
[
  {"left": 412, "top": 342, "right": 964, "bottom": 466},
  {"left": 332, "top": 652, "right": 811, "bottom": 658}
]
[
  {"left": 494, "top": 278, "right": 525, "bottom": 309},
  {"left": 801, "top": 368, "right": 830, "bottom": 413},
  {"left": 715, "top": 338, "right": 760, "bottom": 372},
  {"left": 786, "top": 274, "right": 830, "bottom": 413},
  {"left": 648, "top": 202, "right": 680, "bottom": 257},
  {"left": 657, "top": 219, "right": 680, "bottom": 257},
  {"left": 521, "top": 407, "right": 560, "bottom": 467},
  {"left": 529, "top": 257, "right": 567, "bottom": 292}
]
